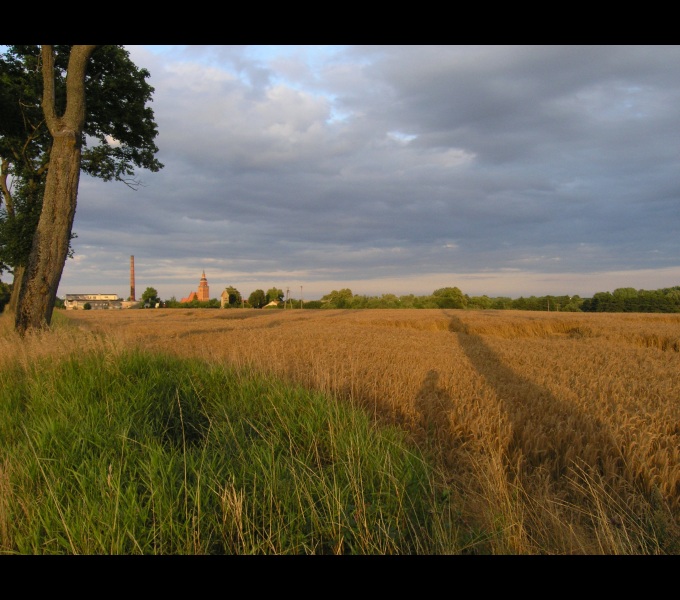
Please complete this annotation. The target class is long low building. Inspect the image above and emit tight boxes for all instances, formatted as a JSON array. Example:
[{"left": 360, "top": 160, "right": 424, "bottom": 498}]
[{"left": 64, "top": 293, "right": 124, "bottom": 310}]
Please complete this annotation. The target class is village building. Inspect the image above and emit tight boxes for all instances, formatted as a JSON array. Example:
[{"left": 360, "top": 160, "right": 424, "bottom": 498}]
[
  {"left": 181, "top": 270, "right": 210, "bottom": 303},
  {"left": 220, "top": 289, "right": 230, "bottom": 308},
  {"left": 64, "top": 293, "right": 124, "bottom": 310},
  {"left": 180, "top": 291, "right": 198, "bottom": 303}
]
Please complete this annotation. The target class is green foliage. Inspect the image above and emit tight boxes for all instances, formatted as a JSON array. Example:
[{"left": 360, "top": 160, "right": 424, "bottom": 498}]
[
  {"left": 180, "top": 298, "right": 219, "bottom": 309},
  {"left": 141, "top": 287, "right": 159, "bottom": 307},
  {"left": 266, "top": 287, "right": 284, "bottom": 303},
  {"left": 321, "top": 288, "right": 354, "bottom": 308},
  {"left": 491, "top": 297, "right": 513, "bottom": 309},
  {"left": 161, "top": 296, "right": 240, "bottom": 310},
  {"left": 302, "top": 300, "right": 323, "bottom": 309},
  {"left": 0, "top": 351, "right": 451, "bottom": 554},
  {"left": 0, "top": 279, "right": 11, "bottom": 313},
  {"left": 164, "top": 283, "right": 680, "bottom": 314},
  {"left": 223, "top": 286, "right": 242, "bottom": 307},
  {"left": 78, "top": 46, "right": 164, "bottom": 182},
  {"left": 83, "top": 302, "right": 91, "bottom": 310},
  {"left": 248, "top": 289, "right": 266, "bottom": 309},
  {"left": 397, "top": 294, "right": 417, "bottom": 308},
  {"left": 466, "top": 295, "right": 493, "bottom": 310},
  {"left": 0, "top": 45, "right": 163, "bottom": 280},
  {"left": 0, "top": 178, "right": 45, "bottom": 274},
  {"left": 1, "top": 45, "right": 163, "bottom": 184},
  {"left": 560, "top": 295, "right": 583, "bottom": 312},
  {"left": 581, "top": 287, "right": 680, "bottom": 313},
  {"left": 431, "top": 287, "right": 467, "bottom": 309},
  {"left": 508, "top": 294, "right": 581, "bottom": 312},
  {"left": 162, "top": 296, "right": 181, "bottom": 308}
]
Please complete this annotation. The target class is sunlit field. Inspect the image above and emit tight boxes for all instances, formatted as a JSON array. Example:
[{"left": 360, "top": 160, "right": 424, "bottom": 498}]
[{"left": 3, "top": 308, "right": 679, "bottom": 553}]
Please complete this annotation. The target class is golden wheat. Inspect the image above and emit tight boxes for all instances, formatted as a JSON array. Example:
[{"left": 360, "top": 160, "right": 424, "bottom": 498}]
[{"left": 3, "top": 308, "right": 679, "bottom": 553}]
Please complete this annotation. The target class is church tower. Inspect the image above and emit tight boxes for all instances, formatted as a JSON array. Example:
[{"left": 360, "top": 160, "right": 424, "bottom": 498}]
[{"left": 198, "top": 270, "right": 209, "bottom": 301}]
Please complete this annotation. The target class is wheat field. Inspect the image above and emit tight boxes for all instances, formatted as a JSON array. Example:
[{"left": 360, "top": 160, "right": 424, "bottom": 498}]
[{"left": 5, "top": 307, "right": 679, "bottom": 553}]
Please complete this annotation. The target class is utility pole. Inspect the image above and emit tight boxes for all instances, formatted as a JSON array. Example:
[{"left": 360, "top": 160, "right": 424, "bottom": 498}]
[{"left": 300, "top": 285, "right": 303, "bottom": 309}]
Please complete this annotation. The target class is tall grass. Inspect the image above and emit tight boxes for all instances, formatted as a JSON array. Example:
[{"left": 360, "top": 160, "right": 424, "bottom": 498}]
[
  {"left": 0, "top": 314, "right": 460, "bottom": 554},
  {"left": 2, "top": 308, "right": 679, "bottom": 554}
]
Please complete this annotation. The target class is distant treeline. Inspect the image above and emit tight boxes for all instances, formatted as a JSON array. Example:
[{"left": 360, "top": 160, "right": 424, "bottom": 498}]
[
  {"left": 219, "top": 285, "right": 680, "bottom": 313},
  {"left": 3, "top": 281, "right": 680, "bottom": 314},
  {"left": 579, "top": 286, "right": 680, "bottom": 313}
]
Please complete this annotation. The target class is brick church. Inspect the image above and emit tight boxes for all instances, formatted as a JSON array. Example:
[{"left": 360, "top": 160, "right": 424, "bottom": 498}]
[{"left": 180, "top": 270, "right": 210, "bottom": 303}]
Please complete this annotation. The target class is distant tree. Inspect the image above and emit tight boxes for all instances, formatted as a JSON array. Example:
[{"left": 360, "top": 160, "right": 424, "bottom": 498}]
[
  {"left": 302, "top": 300, "right": 323, "bottom": 309},
  {"left": 611, "top": 287, "right": 641, "bottom": 312},
  {"left": 162, "top": 296, "right": 180, "bottom": 308},
  {"left": 248, "top": 289, "right": 266, "bottom": 309},
  {"left": 580, "top": 287, "right": 679, "bottom": 313},
  {"left": 223, "top": 286, "right": 242, "bottom": 307},
  {"left": 379, "top": 293, "right": 400, "bottom": 308},
  {"left": 648, "top": 289, "right": 679, "bottom": 313},
  {"left": 561, "top": 295, "right": 582, "bottom": 312},
  {"left": 142, "top": 287, "right": 159, "bottom": 307},
  {"left": 491, "top": 297, "right": 513, "bottom": 309},
  {"left": 83, "top": 302, "right": 91, "bottom": 310},
  {"left": 589, "top": 291, "right": 614, "bottom": 312},
  {"left": 421, "top": 297, "right": 441, "bottom": 308},
  {"left": 467, "top": 295, "right": 493, "bottom": 310},
  {"left": 266, "top": 287, "right": 284, "bottom": 303},
  {"left": 321, "top": 288, "right": 353, "bottom": 308},
  {"left": 431, "top": 286, "right": 466, "bottom": 309},
  {"left": 186, "top": 298, "right": 220, "bottom": 309},
  {"left": 398, "top": 294, "right": 417, "bottom": 308},
  {"left": 516, "top": 296, "right": 544, "bottom": 311}
]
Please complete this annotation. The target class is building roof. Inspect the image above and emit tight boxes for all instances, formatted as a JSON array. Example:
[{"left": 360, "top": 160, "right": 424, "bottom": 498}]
[{"left": 64, "top": 293, "right": 121, "bottom": 300}]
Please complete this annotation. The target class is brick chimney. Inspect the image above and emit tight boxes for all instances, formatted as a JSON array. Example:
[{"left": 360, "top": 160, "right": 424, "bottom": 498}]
[{"left": 130, "top": 255, "right": 136, "bottom": 301}]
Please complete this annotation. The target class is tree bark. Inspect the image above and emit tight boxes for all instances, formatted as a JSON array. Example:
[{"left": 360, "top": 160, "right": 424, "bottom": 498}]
[
  {"left": 15, "top": 45, "right": 97, "bottom": 335},
  {"left": 6, "top": 265, "right": 23, "bottom": 314}
]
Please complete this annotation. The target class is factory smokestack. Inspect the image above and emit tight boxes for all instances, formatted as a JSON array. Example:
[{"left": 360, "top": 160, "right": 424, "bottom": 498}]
[{"left": 130, "top": 255, "right": 136, "bottom": 301}]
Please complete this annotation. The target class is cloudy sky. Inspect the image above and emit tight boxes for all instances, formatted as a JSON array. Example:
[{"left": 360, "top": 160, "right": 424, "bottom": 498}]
[{"left": 56, "top": 45, "right": 680, "bottom": 302}]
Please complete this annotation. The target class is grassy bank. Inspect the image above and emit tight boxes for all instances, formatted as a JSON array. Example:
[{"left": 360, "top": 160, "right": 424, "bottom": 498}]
[
  {"left": 0, "top": 315, "right": 460, "bottom": 554},
  {"left": 2, "top": 309, "right": 678, "bottom": 554}
]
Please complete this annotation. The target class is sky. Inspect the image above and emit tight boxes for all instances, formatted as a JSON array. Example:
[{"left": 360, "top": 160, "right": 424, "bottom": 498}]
[{"left": 52, "top": 45, "right": 680, "bottom": 302}]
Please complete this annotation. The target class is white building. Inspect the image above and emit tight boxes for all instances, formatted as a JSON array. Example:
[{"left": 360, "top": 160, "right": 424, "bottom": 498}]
[{"left": 64, "top": 293, "right": 124, "bottom": 310}]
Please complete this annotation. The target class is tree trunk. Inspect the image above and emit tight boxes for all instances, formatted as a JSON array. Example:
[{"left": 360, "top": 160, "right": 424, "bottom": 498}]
[
  {"left": 14, "top": 45, "right": 97, "bottom": 335},
  {"left": 15, "top": 132, "right": 82, "bottom": 333},
  {"left": 6, "top": 265, "right": 24, "bottom": 314}
]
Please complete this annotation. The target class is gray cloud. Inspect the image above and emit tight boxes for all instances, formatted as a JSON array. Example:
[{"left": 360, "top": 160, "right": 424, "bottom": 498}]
[{"left": 55, "top": 45, "right": 680, "bottom": 301}]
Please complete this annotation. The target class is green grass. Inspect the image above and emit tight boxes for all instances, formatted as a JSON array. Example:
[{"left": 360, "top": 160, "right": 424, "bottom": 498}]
[{"left": 0, "top": 349, "right": 459, "bottom": 554}]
